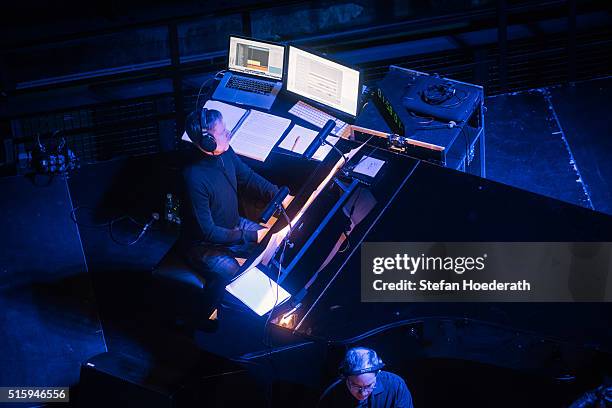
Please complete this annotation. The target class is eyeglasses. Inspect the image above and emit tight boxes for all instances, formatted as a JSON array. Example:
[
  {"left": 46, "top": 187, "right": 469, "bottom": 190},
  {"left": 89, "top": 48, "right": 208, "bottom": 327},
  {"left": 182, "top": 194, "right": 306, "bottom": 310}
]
[{"left": 346, "top": 376, "right": 377, "bottom": 393}]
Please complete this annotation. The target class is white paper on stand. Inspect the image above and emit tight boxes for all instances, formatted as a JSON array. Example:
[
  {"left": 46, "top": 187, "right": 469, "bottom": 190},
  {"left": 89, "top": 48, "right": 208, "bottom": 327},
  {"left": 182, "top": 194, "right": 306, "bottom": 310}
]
[
  {"left": 230, "top": 110, "right": 291, "bottom": 161},
  {"left": 352, "top": 156, "right": 386, "bottom": 178},
  {"left": 278, "top": 125, "right": 319, "bottom": 154}
]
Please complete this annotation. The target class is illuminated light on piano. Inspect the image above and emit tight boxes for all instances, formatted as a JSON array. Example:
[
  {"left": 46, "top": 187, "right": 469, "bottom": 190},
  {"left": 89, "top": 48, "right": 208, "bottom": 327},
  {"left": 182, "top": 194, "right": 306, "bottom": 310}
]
[
  {"left": 277, "top": 312, "right": 297, "bottom": 329},
  {"left": 272, "top": 304, "right": 301, "bottom": 329}
]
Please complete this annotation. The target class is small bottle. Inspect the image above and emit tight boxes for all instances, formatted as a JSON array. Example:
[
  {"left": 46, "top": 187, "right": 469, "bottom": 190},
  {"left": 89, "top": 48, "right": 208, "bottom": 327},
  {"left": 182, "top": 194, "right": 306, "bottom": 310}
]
[
  {"left": 165, "top": 193, "right": 174, "bottom": 222},
  {"left": 171, "top": 197, "right": 181, "bottom": 225}
]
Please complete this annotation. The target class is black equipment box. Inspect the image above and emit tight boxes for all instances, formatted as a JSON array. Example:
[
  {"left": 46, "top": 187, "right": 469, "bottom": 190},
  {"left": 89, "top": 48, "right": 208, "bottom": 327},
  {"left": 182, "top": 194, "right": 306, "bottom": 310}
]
[
  {"left": 355, "top": 66, "right": 485, "bottom": 177},
  {"left": 400, "top": 72, "right": 481, "bottom": 123}
]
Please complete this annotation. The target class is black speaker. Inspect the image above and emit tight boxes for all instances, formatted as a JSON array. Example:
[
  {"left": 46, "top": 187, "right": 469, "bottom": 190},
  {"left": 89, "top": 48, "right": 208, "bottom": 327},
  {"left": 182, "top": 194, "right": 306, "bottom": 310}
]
[
  {"left": 79, "top": 352, "right": 184, "bottom": 408},
  {"left": 78, "top": 351, "right": 266, "bottom": 407}
]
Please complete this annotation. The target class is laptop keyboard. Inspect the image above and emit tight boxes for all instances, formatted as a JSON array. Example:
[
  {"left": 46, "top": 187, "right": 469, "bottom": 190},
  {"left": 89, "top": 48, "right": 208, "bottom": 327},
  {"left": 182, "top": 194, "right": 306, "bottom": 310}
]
[{"left": 227, "top": 76, "right": 274, "bottom": 95}]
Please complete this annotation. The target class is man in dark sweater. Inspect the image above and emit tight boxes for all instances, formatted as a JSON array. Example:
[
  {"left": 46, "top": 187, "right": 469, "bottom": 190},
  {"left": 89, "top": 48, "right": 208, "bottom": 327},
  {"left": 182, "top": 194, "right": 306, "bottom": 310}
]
[{"left": 181, "top": 108, "right": 282, "bottom": 310}]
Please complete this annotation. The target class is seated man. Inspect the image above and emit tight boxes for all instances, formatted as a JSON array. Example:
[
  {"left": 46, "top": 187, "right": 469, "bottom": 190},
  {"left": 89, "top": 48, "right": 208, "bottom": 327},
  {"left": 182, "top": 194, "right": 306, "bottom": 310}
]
[
  {"left": 319, "top": 347, "right": 414, "bottom": 408},
  {"left": 180, "top": 108, "right": 283, "bottom": 318}
]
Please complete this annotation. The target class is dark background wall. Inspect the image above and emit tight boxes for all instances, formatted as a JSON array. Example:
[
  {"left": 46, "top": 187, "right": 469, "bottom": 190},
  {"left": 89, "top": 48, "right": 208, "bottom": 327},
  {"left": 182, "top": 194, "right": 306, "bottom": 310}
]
[{"left": 0, "top": 0, "right": 610, "bottom": 176}]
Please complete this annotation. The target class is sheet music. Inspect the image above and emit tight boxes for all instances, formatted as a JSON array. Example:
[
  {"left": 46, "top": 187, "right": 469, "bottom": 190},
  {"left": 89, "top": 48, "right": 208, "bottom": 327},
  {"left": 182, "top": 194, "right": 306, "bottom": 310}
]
[
  {"left": 278, "top": 125, "right": 319, "bottom": 154},
  {"left": 278, "top": 126, "right": 340, "bottom": 162},
  {"left": 230, "top": 110, "right": 291, "bottom": 161},
  {"left": 353, "top": 156, "right": 385, "bottom": 177}
]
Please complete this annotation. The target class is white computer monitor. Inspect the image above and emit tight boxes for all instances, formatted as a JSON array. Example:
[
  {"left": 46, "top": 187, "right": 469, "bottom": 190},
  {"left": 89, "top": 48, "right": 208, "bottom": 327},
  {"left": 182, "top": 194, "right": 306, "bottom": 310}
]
[
  {"left": 286, "top": 45, "right": 361, "bottom": 116},
  {"left": 228, "top": 36, "right": 285, "bottom": 81}
]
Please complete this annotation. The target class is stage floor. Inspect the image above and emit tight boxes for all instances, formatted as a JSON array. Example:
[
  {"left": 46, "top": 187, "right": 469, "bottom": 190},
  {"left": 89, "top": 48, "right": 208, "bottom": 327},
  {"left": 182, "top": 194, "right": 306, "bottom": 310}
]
[
  {"left": 2, "top": 77, "right": 611, "bottom": 407},
  {"left": 486, "top": 76, "right": 612, "bottom": 215}
]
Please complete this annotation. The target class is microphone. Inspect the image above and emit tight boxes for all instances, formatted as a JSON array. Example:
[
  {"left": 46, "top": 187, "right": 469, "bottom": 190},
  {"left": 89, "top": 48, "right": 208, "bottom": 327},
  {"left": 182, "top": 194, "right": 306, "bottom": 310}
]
[
  {"left": 303, "top": 119, "right": 337, "bottom": 160},
  {"left": 142, "top": 212, "right": 160, "bottom": 233},
  {"left": 260, "top": 186, "right": 290, "bottom": 224}
]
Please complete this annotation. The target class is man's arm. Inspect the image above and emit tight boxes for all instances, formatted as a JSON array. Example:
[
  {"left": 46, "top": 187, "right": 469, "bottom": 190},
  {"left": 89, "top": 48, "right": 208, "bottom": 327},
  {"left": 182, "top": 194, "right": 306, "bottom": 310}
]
[
  {"left": 393, "top": 376, "right": 414, "bottom": 408},
  {"left": 230, "top": 148, "right": 279, "bottom": 203},
  {"left": 186, "top": 177, "right": 257, "bottom": 244}
]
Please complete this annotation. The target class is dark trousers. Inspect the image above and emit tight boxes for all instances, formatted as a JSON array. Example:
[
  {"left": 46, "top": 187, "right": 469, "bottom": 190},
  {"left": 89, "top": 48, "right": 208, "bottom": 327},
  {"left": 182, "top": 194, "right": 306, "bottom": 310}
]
[{"left": 186, "top": 217, "right": 262, "bottom": 311}]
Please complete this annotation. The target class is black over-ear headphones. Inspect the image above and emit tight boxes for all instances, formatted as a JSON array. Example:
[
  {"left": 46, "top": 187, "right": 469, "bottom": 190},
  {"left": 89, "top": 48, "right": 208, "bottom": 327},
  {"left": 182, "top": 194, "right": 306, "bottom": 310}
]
[
  {"left": 339, "top": 347, "right": 385, "bottom": 377},
  {"left": 421, "top": 82, "right": 456, "bottom": 105},
  {"left": 185, "top": 108, "right": 217, "bottom": 152}
]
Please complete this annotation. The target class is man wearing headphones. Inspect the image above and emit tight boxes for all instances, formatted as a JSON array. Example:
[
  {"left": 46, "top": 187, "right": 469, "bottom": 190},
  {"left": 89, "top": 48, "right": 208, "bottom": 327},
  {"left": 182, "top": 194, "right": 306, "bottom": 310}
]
[
  {"left": 319, "top": 347, "right": 413, "bottom": 407},
  {"left": 181, "top": 108, "right": 287, "bottom": 316}
]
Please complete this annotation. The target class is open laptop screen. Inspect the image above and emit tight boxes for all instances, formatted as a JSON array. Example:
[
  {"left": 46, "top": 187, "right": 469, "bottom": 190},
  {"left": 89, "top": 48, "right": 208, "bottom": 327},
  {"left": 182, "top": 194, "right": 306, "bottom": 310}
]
[{"left": 228, "top": 36, "right": 285, "bottom": 81}]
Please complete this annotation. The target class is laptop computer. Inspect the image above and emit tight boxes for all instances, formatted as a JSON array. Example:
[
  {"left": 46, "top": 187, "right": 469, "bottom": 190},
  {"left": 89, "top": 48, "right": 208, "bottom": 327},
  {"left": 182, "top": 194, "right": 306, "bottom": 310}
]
[{"left": 213, "top": 36, "right": 285, "bottom": 111}]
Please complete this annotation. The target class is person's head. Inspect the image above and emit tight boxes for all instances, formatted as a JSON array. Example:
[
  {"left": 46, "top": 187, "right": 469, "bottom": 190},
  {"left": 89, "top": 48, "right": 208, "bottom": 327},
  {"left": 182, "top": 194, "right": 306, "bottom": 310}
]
[
  {"left": 339, "top": 347, "right": 385, "bottom": 401},
  {"left": 186, "top": 109, "right": 230, "bottom": 155}
]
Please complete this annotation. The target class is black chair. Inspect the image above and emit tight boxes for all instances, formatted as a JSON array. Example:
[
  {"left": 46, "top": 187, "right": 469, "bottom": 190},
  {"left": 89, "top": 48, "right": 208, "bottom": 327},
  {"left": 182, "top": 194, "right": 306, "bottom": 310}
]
[
  {"left": 150, "top": 192, "right": 268, "bottom": 329},
  {"left": 150, "top": 241, "right": 215, "bottom": 329}
]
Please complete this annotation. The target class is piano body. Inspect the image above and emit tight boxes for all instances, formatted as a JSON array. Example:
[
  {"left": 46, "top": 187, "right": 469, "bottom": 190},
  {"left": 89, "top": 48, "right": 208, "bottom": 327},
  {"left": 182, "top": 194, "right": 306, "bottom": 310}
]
[{"left": 234, "top": 138, "right": 612, "bottom": 346}]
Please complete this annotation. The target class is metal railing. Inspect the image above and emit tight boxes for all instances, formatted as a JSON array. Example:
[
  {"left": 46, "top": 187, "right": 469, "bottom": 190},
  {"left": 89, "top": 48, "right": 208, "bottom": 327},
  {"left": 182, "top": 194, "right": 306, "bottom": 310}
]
[{"left": 0, "top": 0, "right": 608, "bottom": 173}]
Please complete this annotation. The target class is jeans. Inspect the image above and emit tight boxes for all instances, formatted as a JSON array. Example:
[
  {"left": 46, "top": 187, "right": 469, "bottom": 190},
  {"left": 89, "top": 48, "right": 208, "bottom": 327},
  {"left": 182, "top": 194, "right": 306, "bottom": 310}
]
[{"left": 186, "top": 217, "right": 262, "bottom": 309}]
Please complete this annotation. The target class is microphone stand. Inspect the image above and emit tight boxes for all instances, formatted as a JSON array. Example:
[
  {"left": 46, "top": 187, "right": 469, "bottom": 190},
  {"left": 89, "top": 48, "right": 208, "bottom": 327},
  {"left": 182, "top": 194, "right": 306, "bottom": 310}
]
[{"left": 303, "top": 119, "right": 349, "bottom": 166}]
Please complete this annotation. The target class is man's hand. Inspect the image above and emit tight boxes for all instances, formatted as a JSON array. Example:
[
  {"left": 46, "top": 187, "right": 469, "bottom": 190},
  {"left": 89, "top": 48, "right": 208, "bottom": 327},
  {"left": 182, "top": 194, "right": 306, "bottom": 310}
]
[
  {"left": 260, "top": 194, "right": 295, "bottom": 230},
  {"left": 257, "top": 227, "right": 270, "bottom": 243},
  {"left": 282, "top": 194, "right": 295, "bottom": 209}
]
